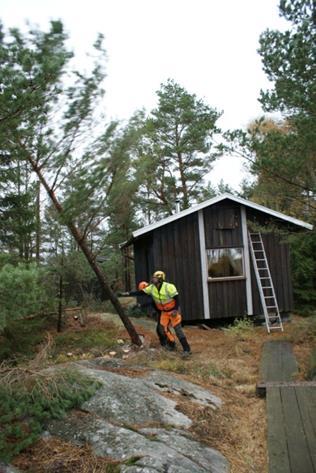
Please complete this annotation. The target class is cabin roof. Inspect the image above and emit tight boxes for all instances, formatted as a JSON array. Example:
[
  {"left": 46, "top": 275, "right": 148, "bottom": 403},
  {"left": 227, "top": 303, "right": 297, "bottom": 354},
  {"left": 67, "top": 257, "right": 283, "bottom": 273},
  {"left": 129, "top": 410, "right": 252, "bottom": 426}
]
[{"left": 124, "top": 193, "right": 313, "bottom": 245}]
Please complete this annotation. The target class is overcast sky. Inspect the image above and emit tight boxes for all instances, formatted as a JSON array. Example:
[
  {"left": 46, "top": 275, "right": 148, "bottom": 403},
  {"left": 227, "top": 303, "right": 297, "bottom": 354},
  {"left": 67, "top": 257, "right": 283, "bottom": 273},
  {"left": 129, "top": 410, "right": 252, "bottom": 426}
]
[{"left": 1, "top": 0, "right": 288, "bottom": 190}]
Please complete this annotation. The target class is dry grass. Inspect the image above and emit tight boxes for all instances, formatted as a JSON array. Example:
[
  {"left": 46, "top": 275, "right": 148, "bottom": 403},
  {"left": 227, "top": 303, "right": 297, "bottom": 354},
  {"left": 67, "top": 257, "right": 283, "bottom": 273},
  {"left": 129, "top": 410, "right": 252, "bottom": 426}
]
[
  {"left": 13, "top": 437, "right": 120, "bottom": 473},
  {"left": 119, "top": 315, "right": 315, "bottom": 473},
  {"left": 11, "top": 312, "right": 315, "bottom": 473}
]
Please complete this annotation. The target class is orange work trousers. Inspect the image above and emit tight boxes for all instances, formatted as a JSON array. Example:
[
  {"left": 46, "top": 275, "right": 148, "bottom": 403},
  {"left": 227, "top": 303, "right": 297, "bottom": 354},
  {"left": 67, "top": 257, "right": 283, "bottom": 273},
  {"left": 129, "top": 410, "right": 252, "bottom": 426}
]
[{"left": 160, "top": 310, "right": 182, "bottom": 343}]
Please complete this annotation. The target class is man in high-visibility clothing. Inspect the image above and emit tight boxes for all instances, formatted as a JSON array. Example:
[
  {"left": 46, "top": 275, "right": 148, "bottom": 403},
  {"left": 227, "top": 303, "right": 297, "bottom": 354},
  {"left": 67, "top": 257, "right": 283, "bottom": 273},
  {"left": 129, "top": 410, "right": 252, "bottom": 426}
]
[{"left": 141, "top": 270, "right": 191, "bottom": 355}]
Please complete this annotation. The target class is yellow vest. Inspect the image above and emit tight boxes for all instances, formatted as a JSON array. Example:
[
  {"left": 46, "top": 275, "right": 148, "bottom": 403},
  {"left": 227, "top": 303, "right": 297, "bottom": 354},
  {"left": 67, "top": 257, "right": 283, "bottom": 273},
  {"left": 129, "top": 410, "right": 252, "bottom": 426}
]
[{"left": 143, "top": 282, "right": 178, "bottom": 311}]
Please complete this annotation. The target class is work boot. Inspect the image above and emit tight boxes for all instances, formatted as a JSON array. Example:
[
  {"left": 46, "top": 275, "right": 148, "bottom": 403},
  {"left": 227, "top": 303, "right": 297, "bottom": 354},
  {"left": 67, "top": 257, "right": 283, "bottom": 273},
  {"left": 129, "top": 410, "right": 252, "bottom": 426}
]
[
  {"left": 165, "top": 341, "right": 176, "bottom": 351},
  {"left": 179, "top": 337, "right": 191, "bottom": 353},
  {"left": 182, "top": 350, "right": 192, "bottom": 358}
]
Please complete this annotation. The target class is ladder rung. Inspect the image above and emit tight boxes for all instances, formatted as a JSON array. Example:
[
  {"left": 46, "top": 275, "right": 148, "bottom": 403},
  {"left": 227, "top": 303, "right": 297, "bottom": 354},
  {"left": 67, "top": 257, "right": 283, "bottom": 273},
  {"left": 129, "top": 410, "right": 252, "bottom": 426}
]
[{"left": 249, "top": 230, "right": 282, "bottom": 333}]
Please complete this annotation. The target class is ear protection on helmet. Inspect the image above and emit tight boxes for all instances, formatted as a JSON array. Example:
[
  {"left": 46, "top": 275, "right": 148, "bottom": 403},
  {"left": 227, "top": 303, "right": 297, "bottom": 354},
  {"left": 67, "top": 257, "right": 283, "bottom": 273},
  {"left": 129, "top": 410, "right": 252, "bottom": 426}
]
[{"left": 138, "top": 281, "right": 149, "bottom": 291}]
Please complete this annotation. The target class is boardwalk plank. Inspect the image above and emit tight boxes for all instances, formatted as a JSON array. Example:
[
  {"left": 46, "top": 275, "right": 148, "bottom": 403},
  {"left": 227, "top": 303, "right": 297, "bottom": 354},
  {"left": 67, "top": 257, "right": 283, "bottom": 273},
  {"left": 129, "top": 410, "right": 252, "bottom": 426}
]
[
  {"left": 267, "top": 387, "right": 291, "bottom": 473},
  {"left": 295, "top": 387, "right": 316, "bottom": 471},
  {"left": 260, "top": 341, "right": 297, "bottom": 383},
  {"left": 262, "top": 341, "right": 315, "bottom": 473},
  {"left": 281, "top": 386, "right": 315, "bottom": 473},
  {"left": 280, "top": 342, "right": 298, "bottom": 381}
]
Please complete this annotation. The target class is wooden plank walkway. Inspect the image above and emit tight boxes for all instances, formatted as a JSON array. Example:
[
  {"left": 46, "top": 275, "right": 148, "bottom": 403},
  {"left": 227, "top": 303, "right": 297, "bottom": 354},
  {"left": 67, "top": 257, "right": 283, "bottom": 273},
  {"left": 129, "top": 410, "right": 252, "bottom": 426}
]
[
  {"left": 259, "top": 340, "right": 298, "bottom": 383},
  {"left": 259, "top": 341, "right": 316, "bottom": 473},
  {"left": 267, "top": 386, "right": 316, "bottom": 473}
]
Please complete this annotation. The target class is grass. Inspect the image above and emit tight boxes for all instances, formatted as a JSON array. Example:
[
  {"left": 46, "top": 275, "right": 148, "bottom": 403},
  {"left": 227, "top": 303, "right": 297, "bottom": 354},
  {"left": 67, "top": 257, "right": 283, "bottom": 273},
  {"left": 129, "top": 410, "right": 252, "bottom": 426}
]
[
  {"left": 13, "top": 437, "right": 121, "bottom": 473},
  {"left": 0, "top": 313, "right": 122, "bottom": 363},
  {"left": 3, "top": 310, "right": 315, "bottom": 473},
  {"left": 0, "top": 312, "right": 124, "bottom": 464},
  {"left": 128, "top": 348, "right": 233, "bottom": 383},
  {"left": 287, "top": 314, "right": 316, "bottom": 345},
  {"left": 0, "top": 366, "right": 102, "bottom": 463},
  {"left": 308, "top": 348, "right": 316, "bottom": 380},
  {"left": 224, "top": 317, "right": 255, "bottom": 339},
  {"left": 53, "top": 326, "right": 118, "bottom": 357}
]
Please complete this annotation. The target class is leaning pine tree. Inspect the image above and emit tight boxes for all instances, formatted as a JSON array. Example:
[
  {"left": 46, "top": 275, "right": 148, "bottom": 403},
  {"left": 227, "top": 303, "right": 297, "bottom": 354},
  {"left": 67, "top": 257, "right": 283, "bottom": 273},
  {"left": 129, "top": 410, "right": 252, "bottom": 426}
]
[{"left": 0, "top": 21, "right": 142, "bottom": 345}]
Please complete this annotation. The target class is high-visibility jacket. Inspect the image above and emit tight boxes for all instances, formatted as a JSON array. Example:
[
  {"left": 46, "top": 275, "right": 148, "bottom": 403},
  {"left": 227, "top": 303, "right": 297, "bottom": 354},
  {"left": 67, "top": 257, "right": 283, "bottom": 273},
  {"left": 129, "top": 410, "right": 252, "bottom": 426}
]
[{"left": 143, "top": 282, "right": 178, "bottom": 311}]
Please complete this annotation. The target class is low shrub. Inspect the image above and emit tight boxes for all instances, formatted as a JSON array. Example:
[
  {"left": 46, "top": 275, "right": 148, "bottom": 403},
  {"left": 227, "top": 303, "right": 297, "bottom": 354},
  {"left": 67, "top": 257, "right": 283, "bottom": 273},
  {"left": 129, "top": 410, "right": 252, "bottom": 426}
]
[
  {"left": 0, "top": 367, "right": 101, "bottom": 462},
  {"left": 0, "top": 316, "right": 52, "bottom": 362},
  {"left": 225, "top": 318, "right": 255, "bottom": 338}
]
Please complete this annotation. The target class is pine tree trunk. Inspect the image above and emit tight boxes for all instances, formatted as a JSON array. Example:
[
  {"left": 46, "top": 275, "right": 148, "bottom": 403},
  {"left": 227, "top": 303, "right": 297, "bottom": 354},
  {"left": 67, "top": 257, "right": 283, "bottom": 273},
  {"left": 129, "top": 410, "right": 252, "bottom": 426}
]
[
  {"left": 26, "top": 155, "right": 142, "bottom": 346},
  {"left": 35, "top": 181, "right": 41, "bottom": 264},
  {"left": 57, "top": 273, "right": 63, "bottom": 333}
]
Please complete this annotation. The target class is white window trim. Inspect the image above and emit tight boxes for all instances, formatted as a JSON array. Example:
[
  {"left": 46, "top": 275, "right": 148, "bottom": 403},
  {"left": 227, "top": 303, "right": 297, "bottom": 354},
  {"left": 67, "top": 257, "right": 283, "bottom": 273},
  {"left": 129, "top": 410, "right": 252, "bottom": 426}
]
[
  {"left": 241, "top": 205, "right": 253, "bottom": 315},
  {"left": 208, "top": 275, "right": 246, "bottom": 282},
  {"left": 198, "top": 210, "right": 210, "bottom": 319}
]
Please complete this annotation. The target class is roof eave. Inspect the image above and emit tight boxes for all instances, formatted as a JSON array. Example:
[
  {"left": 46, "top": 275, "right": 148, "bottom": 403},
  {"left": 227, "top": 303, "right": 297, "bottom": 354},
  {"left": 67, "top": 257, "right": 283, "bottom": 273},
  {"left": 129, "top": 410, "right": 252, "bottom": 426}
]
[{"left": 131, "top": 193, "right": 313, "bottom": 239}]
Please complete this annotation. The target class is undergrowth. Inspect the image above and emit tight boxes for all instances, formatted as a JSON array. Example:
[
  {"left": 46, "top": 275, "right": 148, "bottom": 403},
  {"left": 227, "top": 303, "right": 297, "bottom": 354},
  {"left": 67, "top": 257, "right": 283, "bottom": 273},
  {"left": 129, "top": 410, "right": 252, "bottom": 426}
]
[
  {"left": 224, "top": 318, "right": 255, "bottom": 338},
  {"left": 53, "top": 325, "right": 119, "bottom": 358},
  {"left": 309, "top": 348, "right": 316, "bottom": 380},
  {"left": 138, "top": 351, "right": 232, "bottom": 382},
  {"left": 0, "top": 366, "right": 101, "bottom": 462},
  {"left": 0, "top": 315, "right": 52, "bottom": 362}
]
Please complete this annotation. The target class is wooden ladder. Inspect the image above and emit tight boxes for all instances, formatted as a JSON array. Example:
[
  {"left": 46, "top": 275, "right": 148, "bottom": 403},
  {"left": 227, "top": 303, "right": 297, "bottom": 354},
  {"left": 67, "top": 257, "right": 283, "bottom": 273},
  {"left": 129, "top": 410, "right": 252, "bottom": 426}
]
[{"left": 248, "top": 232, "right": 283, "bottom": 333}]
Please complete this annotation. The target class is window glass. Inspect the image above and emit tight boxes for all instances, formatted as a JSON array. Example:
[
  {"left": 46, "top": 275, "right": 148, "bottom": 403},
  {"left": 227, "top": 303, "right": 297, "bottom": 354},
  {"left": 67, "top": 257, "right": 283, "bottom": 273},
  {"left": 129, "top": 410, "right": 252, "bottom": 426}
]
[{"left": 207, "top": 248, "right": 244, "bottom": 278}]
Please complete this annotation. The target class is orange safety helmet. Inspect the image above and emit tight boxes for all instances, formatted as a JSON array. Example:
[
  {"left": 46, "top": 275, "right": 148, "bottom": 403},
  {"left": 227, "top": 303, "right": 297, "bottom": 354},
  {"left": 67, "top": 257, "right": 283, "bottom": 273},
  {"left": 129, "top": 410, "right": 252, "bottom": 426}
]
[{"left": 138, "top": 281, "right": 149, "bottom": 291}]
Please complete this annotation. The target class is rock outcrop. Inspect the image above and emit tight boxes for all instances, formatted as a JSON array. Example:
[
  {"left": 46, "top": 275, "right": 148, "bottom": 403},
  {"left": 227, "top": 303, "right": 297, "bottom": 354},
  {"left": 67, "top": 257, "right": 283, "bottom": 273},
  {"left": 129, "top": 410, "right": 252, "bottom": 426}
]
[{"left": 46, "top": 358, "right": 229, "bottom": 472}]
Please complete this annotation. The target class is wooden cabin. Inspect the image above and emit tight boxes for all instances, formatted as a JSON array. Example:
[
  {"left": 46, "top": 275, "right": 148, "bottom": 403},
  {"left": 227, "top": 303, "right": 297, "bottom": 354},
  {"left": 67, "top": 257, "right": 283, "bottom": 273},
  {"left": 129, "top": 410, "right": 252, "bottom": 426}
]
[{"left": 123, "top": 194, "right": 313, "bottom": 322}]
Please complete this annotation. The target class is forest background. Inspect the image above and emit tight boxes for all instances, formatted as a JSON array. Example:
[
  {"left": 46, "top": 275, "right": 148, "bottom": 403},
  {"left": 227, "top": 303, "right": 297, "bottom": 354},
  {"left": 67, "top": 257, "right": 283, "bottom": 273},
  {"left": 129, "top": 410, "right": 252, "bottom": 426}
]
[{"left": 0, "top": 0, "right": 315, "bottom": 344}]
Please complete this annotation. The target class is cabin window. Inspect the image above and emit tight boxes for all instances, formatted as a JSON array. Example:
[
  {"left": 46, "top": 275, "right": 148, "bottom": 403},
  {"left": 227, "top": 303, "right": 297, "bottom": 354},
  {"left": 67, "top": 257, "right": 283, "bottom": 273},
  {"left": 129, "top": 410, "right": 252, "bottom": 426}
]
[{"left": 206, "top": 248, "right": 244, "bottom": 280}]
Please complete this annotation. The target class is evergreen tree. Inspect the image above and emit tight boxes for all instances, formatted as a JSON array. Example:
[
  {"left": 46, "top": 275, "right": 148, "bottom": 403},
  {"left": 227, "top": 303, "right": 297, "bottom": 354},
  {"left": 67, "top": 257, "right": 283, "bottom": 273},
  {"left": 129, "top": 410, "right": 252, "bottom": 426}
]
[
  {"left": 136, "top": 79, "right": 221, "bottom": 219},
  {"left": 0, "top": 21, "right": 141, "bottom": 344},
  {"left": 0, "top": 153, "right": 37, "bottom": 260},
  {"left": 254, "top": 0, "right": 316, "bottom": 217},
  {"left": 224, "top": 0, "right": 316, "bottom": 310}
]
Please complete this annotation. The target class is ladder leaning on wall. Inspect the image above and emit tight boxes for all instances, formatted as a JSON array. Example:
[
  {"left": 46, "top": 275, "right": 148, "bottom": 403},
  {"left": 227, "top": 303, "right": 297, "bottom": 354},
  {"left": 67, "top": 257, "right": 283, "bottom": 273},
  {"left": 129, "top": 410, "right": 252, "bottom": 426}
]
[{"left": 248, "top": 232, "right": 284, "bottom": 333}]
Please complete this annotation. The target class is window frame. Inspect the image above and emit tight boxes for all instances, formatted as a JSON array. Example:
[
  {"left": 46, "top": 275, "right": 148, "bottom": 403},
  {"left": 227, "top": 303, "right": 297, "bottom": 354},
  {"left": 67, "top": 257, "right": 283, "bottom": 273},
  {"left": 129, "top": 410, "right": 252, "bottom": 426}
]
[{"left": 206, "top": 247, "right": 245, "bottom": 282}]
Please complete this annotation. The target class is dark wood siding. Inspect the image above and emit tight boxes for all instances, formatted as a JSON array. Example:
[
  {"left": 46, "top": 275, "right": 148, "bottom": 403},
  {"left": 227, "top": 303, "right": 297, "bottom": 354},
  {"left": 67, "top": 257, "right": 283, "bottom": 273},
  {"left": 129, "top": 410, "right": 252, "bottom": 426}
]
[
  {"left": 246, "top": 209, "right": 294, "bottom": 314},
  {"left": 134, "top": 234, "right": 154, "bottom": 283},
  {"left": 151, "top": 212, "right": 204, "bottom": 321},
  {"left": 133, "top": 235, "right": 155, "bottom": 307},
  {"left": 203, "top": 201, "right": 247, "bottom": 319},
  {"left": 204, "top": 201, "right": 243, "bottom": 248},
  {"left": 208, "top": 279, "right": 247, "bottom": 319}
]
